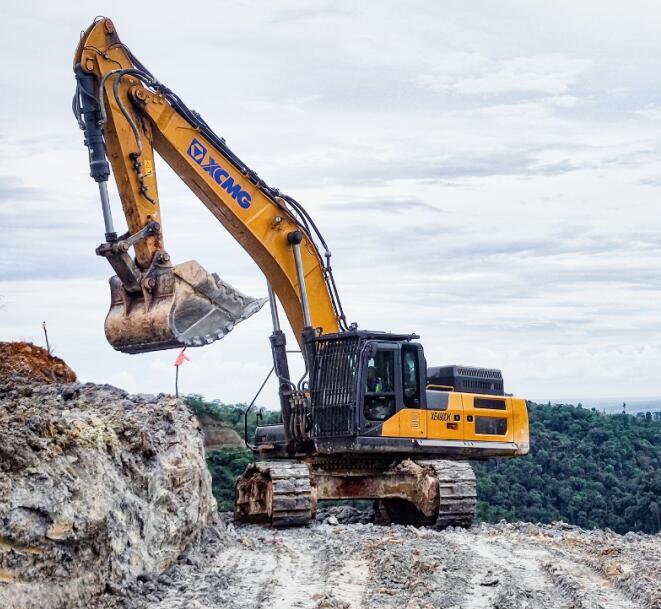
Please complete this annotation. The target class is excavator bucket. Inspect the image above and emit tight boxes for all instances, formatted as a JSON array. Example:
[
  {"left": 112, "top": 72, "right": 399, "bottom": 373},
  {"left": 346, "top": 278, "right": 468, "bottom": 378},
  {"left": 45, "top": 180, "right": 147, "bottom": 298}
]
[{"left": 104, "top": 260, "right": 267, "bottom": 354}]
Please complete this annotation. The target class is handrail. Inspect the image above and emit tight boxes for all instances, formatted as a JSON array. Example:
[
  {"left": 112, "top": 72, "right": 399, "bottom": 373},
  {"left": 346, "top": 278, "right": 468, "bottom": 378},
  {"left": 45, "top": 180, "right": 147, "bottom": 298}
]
[{"left": 426, "top": 384, "right": 454, "bottom": 392}]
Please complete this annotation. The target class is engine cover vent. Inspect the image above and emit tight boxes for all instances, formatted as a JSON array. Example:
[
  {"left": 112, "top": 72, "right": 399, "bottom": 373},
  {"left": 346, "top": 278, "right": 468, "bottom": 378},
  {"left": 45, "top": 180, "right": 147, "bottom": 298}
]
[{"left": 427, "top": 365, "right": 504, "bottom": 396}]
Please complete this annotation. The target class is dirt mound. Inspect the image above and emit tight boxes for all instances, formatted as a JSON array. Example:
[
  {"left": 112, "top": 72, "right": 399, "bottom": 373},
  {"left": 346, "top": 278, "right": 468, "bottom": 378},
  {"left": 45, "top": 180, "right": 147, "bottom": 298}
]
[
  {"left": 0, "top": 342, "right": 76, "bottom": 384},
  {"left": 0, "top": 381, "right": 217, "bottom": 609}
]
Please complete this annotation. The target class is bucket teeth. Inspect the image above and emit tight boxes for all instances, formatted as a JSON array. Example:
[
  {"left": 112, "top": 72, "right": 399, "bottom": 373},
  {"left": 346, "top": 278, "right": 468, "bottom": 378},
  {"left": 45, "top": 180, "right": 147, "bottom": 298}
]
[{"left": 104, "top": 260, "right": 266, "bottom": 354}]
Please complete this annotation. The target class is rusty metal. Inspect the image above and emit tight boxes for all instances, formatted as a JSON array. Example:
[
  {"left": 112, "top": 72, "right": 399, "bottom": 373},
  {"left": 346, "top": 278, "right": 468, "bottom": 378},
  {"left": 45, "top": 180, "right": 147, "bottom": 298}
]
[
  {"left": 234, "top": 458, "right": 477, "bottom": 529},
  {"left": 422, "top": 460, "right": 477, "bottom": 528},
  {"left": 316, "top": 458, "right": 439, "bottom": 520},
  {"left": 104, "top": 258, "right": 267, "bottom": 353},
  {"left": 235, "top": 461, "right": 316, "bottom": 527}
]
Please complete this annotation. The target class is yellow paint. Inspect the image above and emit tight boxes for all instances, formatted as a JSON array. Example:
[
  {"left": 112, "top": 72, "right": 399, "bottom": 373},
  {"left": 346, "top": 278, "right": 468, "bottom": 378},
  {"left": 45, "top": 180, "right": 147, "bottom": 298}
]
[
  {"left": 462, "top": 394, "right": 513, "bottom": 442},
  {"left": 511, "top": 397, "right": 530, "bottom": 454},
  {"left": 380, "top": 392, "right": 529, "bottom": 452},
  {"left": 381, "top": 408, "right": 426, "bottom": 437},
  {"left": 426, "top": 392, "right": 464, "bottom": 441},
  {"left": 74, "top": 18, "right": 341, "bottom": 343}
]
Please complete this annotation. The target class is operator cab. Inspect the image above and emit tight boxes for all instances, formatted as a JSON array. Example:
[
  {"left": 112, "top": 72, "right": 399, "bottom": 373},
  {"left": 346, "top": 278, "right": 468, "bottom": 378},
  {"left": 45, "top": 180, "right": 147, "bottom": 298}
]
[
  {"left": 254, "top": 331, "right": 423, "bottom": 453},
  {"left": 253, "top": 330, "right": 524, "bottom": 459},
  {"left": 360, "top": 338, "right": 426, "bottom": 427}
]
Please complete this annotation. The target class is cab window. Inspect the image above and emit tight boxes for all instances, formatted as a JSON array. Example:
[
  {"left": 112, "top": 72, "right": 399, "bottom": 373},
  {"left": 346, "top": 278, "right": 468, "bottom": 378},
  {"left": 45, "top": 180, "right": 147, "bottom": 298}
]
[
  {"left": 364, "top": 350, "right": 396, "bottom": 421},
  {"left": 401, "top": 345, "right": 420, "bottom": 408}
]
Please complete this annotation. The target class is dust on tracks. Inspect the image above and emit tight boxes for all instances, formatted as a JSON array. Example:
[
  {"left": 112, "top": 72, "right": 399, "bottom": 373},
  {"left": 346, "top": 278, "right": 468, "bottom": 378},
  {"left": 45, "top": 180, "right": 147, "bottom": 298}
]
[{"left": 93, "top": 519, "right": 660, "bottom": 609}]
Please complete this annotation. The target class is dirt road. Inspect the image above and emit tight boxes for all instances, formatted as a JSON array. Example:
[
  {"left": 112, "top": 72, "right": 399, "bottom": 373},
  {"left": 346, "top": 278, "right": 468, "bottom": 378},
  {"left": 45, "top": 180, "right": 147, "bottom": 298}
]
[{"left": 96, "top": 515, "right": 660, "bottom": 609}]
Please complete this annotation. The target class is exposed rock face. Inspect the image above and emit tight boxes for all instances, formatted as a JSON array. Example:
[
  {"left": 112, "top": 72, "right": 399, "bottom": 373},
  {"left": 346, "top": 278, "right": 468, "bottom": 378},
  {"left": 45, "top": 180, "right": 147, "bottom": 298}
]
[
  {"left": 0, "top": 342, "right": 76, "bottom": 385},
  {"left": 0, "top": 380, "right": 216, "bottom": 609},
  {"left": 196, "top": 414, "right": 244, "bottom": 451}
]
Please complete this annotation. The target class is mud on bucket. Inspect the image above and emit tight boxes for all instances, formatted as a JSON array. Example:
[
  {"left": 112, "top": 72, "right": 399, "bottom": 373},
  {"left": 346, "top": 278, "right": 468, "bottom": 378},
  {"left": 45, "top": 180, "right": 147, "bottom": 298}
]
[{"left": 104, "top": 259, "right": 267, "bottom": 354}]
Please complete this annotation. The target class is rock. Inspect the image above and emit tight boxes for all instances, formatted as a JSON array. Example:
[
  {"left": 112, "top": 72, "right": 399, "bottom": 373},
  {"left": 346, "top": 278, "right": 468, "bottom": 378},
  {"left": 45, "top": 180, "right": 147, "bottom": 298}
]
[
  {"left": 316, "top": 505, "right": 373, "bottom": 525},
  {"left": 326, "top": 516, "right": 339, "bottom": 526},
  {"left": 60, "top": 383, "right": 82, "bottom": 401},
  {"left": 195, "top": 413, "right": 245, "bottom": 451},
  {"left": 27, "top": 414, "right": 43, "bottom": 432},
  {"left": 0, "top": 378, "right": 217, "bottom": 609}
]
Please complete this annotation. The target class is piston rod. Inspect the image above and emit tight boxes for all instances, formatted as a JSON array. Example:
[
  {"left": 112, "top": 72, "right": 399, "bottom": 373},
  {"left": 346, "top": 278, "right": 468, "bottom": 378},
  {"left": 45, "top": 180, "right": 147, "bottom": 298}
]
[
  {"left": 267, "top": 281, "right": 281, "bottom": 332},
  {"left": 288, "top": 231, "right": 312, "bottom": 328},
  {"left": 98, "top": 181, "right": 115, "bottom": 237}
]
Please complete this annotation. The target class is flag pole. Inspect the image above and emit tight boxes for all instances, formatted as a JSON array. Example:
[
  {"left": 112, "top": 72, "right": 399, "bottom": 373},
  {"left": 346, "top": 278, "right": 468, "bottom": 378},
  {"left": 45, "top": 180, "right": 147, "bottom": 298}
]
[
  {"left": 174, "top": 347, "right": 189, "bottom": 398},
  {"left": 42, "top": 321, "right": 51, "bottom": 354}
]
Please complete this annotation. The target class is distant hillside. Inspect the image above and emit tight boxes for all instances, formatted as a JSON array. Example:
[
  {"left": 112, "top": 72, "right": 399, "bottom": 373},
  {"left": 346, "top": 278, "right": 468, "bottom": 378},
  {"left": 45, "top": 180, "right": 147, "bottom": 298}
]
[
  {"left": 185, "top": 395, "right": 660, "bottom": 532},
  {"left": 185, "top": 395, "right": 280, "bottom": 510},
  {"left": 540, "top": 396, "right": 661, "bottom": 414},
  {"left": 473, "top": 402, "right": 660, "bottom": 534}
]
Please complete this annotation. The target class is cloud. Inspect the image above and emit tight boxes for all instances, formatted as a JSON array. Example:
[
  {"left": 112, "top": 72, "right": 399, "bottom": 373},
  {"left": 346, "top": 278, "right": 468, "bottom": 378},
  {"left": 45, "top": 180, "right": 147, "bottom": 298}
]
[
  {"left": 325, "top": 199, "right": 451, "bottom": 214},
  {"left": 266, "top": 4, "right": 353, "bottom": 25},
  {"left": 2, "top": 2, "right": 661, "bottom": 403},
  {"left": 418, "top": 53, "right": 592, "bottom": 96},
  {"left": 0, "top": 175, "right": 45, "bottom": 201}
]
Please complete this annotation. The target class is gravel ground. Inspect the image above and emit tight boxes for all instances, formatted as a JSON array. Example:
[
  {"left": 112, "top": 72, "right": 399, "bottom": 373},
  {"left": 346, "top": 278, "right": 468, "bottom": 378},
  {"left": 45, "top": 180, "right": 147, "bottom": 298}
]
[{"left": 90, "top": 512, "right": 660, "bottom": 609}]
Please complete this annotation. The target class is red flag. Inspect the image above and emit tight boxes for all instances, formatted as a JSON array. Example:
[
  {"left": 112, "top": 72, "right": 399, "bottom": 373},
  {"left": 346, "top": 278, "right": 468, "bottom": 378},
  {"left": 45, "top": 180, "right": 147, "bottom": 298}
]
[{"left": 174, "top": 348, "right": 190, "bottom": 367}]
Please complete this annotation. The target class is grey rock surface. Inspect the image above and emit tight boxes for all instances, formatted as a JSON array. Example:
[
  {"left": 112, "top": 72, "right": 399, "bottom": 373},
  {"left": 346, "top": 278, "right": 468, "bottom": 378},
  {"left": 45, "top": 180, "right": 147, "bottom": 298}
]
[
  {"left": 0, "top": 380, "right": 216, "bottom": 609},
  {"left": 88, "top": 516, "right": 661, "bottom": 609}
]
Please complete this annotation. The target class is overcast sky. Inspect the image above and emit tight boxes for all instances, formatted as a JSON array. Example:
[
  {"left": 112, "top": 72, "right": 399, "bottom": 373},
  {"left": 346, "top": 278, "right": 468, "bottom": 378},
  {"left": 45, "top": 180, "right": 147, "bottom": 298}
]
[{"left": 1, "top": 1, "right": 661, "bottom": 407}]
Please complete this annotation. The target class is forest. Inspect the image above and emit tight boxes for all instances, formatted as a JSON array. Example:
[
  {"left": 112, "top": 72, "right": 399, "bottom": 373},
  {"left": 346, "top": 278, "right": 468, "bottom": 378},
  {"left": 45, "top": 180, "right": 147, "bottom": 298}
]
[
  {"left": 185, "top": 396, "right": 660, "bottom": 533},
  {"left": 474, "top": 402, "right": 660, "bottom": 534}
]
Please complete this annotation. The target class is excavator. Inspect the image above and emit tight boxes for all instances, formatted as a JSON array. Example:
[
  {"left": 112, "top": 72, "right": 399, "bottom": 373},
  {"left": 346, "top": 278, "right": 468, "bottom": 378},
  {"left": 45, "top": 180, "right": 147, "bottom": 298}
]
[{"left": 73, "top": 17, "right": 529, "bottom": 528}]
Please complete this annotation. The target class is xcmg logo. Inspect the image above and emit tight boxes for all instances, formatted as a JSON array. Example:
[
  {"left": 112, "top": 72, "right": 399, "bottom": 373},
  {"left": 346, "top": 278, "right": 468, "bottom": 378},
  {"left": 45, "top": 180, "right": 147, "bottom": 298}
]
[{"left": 187, "top": 138, "right": 252, "bottom": 209}]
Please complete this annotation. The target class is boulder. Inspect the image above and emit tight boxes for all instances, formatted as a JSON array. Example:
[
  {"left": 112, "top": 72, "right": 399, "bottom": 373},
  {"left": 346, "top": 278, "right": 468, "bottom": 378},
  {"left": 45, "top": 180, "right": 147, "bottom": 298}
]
[{"left": 0, "top": 379, "right": 216, "bottom": 609}]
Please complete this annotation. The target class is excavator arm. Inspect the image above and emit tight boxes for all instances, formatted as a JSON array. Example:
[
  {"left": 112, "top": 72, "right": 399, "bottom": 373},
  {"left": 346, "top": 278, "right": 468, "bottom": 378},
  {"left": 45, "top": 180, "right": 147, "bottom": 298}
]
[{"left": 73, "top": 17, "right": 345, "bottom": 353}]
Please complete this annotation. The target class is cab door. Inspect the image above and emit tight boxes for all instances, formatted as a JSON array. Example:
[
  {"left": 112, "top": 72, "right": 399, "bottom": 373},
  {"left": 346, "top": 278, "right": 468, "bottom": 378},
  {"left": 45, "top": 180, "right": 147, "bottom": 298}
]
[
  {"left": 462, "top": 394, "right": 513, "bottom": 443},
  {"left": 396, "top": 343, "right": 427, "bottom": 438},
  {"left": 373, "top": 342, "right": 427, "bottom": 438},
  {"left": 361, "top": 342, "right": 400, "bottom": 432}
]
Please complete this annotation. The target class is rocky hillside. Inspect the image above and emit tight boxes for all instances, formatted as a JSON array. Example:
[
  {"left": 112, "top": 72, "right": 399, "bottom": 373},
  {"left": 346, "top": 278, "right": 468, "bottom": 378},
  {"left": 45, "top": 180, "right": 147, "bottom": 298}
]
[
  {"left": 1, "top": 345, "right": 659, "bottom": 609},
  {"left": 0, "top": 346, "right": 216, "bottom": 609}
]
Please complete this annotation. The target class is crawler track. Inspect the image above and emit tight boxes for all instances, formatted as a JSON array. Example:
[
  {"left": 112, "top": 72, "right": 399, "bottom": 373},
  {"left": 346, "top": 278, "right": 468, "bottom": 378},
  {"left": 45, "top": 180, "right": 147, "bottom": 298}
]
[
  {"left": 421, "top": 459, "right": 477, "bottom": 528},
  {"left": 237, "top": 458, "right": 477, "bottom": 529},
  {"left": 374, "top": 459, "right": 477, "bottom": 528},
  {"left": 234, "top": 460, "right": 316, "bottom": 527}
]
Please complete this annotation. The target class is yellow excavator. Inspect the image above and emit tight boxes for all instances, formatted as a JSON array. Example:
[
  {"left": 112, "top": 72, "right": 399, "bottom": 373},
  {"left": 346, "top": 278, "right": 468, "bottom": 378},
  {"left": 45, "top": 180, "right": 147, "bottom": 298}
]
[{"left": 73, "top": 17, "right": 529, "bottom": 528}]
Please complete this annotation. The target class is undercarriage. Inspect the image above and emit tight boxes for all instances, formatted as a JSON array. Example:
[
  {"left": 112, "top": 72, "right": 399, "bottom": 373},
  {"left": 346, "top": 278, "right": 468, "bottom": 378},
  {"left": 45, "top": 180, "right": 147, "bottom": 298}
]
[{"left": 234, "top": 458, "right": 477, "bottom": 528}]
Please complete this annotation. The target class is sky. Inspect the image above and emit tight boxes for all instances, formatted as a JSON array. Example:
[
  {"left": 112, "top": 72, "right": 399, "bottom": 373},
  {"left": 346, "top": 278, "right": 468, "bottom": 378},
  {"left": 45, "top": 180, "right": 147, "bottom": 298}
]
[{"left": 1, "top": 1, "right": 661, "bottom": 408}]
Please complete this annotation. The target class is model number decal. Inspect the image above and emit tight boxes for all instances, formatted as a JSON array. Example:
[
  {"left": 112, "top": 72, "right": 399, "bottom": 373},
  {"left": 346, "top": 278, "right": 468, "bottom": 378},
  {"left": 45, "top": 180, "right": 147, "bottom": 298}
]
[
  {"left": 187, "top": 138, "right": 252, "bottom": 209},
  {"left": 430, "top": 412, "right": 452, "bottom": 422}
]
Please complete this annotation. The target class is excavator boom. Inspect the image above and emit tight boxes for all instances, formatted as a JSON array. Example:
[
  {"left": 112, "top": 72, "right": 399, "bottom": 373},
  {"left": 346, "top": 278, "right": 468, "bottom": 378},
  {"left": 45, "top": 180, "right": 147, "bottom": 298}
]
[{"left": 73, "top": 17, "right": 344, "bottom": 353}]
